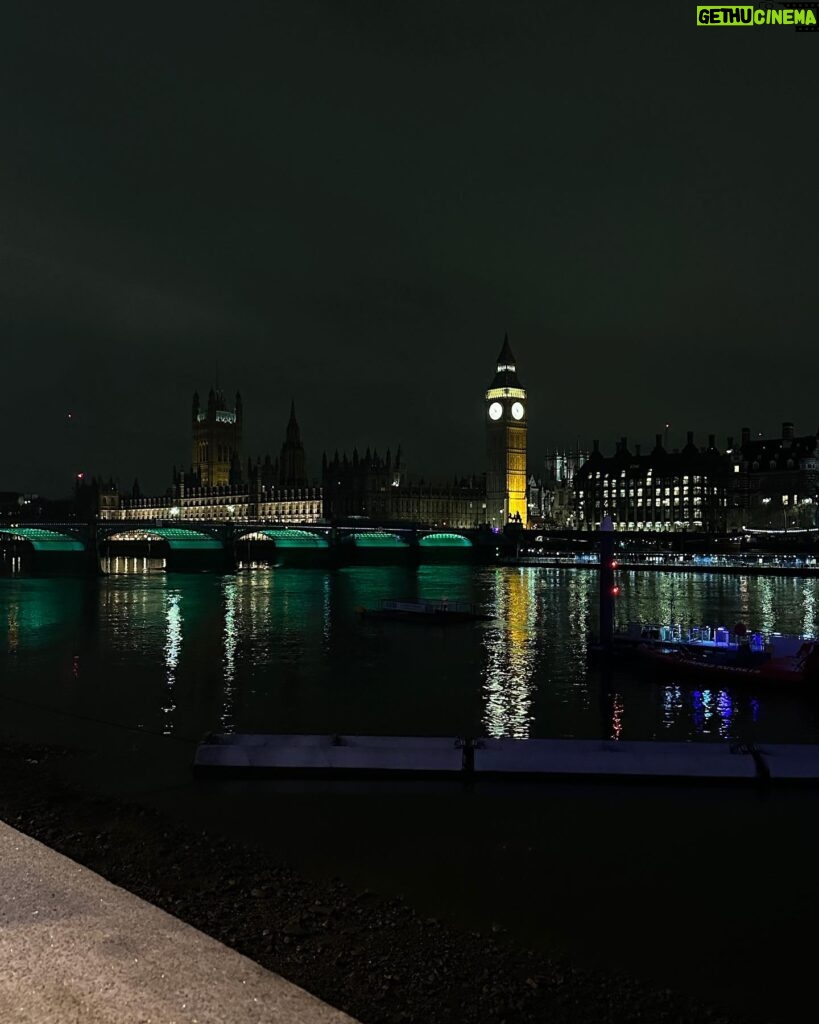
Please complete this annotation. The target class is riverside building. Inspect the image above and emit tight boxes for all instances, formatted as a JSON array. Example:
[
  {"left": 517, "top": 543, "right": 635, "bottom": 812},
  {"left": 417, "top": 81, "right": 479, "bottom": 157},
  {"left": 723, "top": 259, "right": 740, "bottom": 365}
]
[{"left": 574, "top": 433, "right": 728, "bottom": 532}]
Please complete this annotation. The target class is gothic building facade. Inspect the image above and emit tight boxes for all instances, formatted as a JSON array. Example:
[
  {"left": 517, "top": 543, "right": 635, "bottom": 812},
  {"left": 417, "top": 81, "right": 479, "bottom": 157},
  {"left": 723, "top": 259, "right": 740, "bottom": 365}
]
[
  {"left": 101, "top": 392, "right": 322, "bottom": 524},
  {"left": 319, "top": 338, "right": 529, "bottom": 528},
  {"left": 101, "top": 339, "right": 534, "bottom": 531},
  {"left": 321, "top": 447, "right": 485, "bottom": 528}
]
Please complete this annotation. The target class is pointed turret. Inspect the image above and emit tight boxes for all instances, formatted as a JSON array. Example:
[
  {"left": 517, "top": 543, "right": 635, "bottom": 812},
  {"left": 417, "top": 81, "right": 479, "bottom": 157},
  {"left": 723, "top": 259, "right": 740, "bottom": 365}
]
[
  {"left": 497, "top": 332, "right": 516, "bottom": 368},
  {"left": 489, "top": 333, "right": 523, "bottom": 389},
  {"left": 285, "top": 399, "right": 301, "bottom": 443},
  {"left": 278, "top": 399, "right": 308, "bottom": 487}
]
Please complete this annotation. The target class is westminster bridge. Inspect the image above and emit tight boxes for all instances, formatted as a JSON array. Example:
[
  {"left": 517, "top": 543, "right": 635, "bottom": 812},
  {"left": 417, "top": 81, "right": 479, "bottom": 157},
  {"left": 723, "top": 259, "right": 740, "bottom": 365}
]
[{"left": 0, "top": 519, "right": 522, "bottom": 574}]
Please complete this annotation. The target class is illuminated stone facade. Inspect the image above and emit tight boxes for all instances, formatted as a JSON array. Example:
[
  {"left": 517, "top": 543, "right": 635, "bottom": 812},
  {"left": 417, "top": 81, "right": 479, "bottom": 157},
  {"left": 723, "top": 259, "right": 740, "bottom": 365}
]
[
  {"left": 100, "top": 395, "right": 320, "bottom": 524},
  {"left": 191, "top": 388, "right": 242, "bottom": 487},
  {"left": 485, "top": 336, "right": 528, "bottom": 527},
  {"left": 99, "top": 484, "right": 323, "bottom": 524}
]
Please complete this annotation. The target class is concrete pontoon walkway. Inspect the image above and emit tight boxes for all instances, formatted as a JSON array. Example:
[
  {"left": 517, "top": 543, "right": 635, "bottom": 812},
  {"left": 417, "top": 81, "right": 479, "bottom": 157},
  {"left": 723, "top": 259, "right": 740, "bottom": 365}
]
[{"left": 0, "top": 821, "right": 358, "bottom": 1024}]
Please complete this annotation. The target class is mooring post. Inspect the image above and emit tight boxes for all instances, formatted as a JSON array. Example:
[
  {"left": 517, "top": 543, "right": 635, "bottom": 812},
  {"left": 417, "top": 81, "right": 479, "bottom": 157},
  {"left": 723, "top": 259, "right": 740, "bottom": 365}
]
[
  {"left": 598, "top": 515, "right": 615, "bottom": 652},
  {"left": 85, "top": 519, "right": 103, "bottom": 577}
]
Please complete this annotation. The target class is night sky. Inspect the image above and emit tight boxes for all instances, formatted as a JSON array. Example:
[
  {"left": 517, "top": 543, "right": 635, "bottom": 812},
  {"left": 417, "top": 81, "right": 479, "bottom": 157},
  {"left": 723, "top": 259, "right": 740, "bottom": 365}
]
[{"left": 2, "top": 2, "right": 816, "bottom": 495}]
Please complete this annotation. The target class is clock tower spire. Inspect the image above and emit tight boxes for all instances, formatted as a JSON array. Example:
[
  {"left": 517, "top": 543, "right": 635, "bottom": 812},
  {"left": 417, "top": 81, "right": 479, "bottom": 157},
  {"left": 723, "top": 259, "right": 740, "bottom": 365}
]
[{"left": 485, "top": 334, "right": 527, "bottom": 527}]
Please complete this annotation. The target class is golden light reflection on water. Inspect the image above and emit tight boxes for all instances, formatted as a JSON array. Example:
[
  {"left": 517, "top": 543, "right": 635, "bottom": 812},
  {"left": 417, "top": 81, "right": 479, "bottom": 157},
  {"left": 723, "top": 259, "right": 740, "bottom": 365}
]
[
  {"left": 482, "top": 568, "right": 538, "bottom": 738},
  {"left": 610, "top": 692, "right": 624, "bottom": 740}
]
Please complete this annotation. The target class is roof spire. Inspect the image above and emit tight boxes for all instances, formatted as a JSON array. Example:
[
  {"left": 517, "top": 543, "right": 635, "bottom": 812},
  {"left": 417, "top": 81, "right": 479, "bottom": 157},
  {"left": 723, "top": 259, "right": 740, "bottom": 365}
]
[
  {"left": 489, "top": 333, "right": 523, "bottom": 390},
  {"left": 497, "top": 332, "right": 516, "bottom": 368}
]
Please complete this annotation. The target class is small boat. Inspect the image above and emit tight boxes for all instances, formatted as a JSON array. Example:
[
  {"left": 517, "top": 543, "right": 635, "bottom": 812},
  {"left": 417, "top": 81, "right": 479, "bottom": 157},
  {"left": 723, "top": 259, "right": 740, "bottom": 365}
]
[
  {"left": 359, "top": 598, "right": 492, "bottom": 623},
  {"left": 613, "top": 622, "right": 819, "bottom": 686}
]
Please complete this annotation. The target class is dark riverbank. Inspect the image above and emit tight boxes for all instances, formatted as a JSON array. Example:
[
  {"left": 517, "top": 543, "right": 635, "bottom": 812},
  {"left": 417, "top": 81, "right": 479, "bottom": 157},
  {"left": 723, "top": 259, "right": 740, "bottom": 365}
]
[{"left": 0, "top": 740, "right": 753, "bottom": 1024}]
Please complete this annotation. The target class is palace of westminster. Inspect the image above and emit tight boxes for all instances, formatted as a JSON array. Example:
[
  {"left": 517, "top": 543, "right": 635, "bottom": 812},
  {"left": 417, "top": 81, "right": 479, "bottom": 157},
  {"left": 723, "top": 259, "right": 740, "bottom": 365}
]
[{"left": 94, "top": 338, "right": 819, "bottom": 534}]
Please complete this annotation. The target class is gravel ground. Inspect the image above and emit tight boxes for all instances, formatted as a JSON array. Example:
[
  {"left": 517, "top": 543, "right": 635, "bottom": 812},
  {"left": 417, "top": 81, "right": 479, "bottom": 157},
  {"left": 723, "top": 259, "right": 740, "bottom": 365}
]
[{"left": 0, "top": 742, "right": 759, "bottom": 1024}]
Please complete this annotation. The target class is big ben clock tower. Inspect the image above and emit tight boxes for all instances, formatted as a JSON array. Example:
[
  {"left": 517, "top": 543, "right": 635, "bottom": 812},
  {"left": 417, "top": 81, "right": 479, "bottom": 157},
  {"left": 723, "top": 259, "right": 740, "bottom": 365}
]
[{"left": 486, "top": 335, "right": 527, "bottom": 527}]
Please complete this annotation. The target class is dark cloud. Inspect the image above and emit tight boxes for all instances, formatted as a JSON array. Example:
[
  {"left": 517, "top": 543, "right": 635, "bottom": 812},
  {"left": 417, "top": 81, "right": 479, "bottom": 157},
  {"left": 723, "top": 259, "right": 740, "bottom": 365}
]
[{"left": 1, "top": 1, "right": 816, "bottom": 494}]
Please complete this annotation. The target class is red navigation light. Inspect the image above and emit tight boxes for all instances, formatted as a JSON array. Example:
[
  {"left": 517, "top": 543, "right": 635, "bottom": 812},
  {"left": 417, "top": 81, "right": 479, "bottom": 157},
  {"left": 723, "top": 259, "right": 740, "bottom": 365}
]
[
  {"left": 610, "top": 559, "right": 618, "bottom": 569},
  {"left": 611, "top": 585, "right": 621, "bottom": 597}
]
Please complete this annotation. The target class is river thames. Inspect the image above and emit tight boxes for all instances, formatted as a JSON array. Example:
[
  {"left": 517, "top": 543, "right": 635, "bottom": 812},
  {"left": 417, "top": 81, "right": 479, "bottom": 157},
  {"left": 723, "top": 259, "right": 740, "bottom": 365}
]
[
  {"left": 5, "top": 561, "right": 819, "bottom": 1024},
  {"left": 3, "top": 562, "right": 818, "bottom": 745}
]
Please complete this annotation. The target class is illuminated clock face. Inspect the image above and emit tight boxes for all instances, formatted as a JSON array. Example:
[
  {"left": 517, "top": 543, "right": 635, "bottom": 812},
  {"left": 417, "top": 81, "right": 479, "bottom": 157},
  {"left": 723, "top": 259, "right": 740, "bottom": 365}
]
[
  {"left": 488, "top": 402, "right": 503, "bottom": 421},
  {"left": 511, "top": 401, "right": 525, "bottom": 420}
]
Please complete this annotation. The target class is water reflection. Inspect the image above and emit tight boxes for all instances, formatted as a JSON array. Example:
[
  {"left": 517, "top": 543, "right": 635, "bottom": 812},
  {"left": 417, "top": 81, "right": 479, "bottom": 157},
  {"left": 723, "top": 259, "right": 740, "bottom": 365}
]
[
  {"left": 221, "top": 579, "right": 238, "bottom": 732},
  {"left": 7, "top": 601, "right": 18, "bottom": 654},
  {"left": 610, "top": 692, "right": 624, "bottom": 740},
  {"left": 660, "top": 685, "right": 740, "bottom": 740},
  {"left": 662, "top": 685, "right": 684, "bottom": 730},
  {"left": 717, "top": 691, "right": 733, "bottom": 738},
  {"left": 804, "top": 585, "right": 816, "bottom": 639},
  {"left": 758, "top": 577, "right": 775, "bottom": 634},
  {"left": 566, "top": 572, "right": 591, "bottom": 699},
  {"left": 162, "top": 590, "right": 182, "bottom": 735},
  {"left": 483, "top": 568, "right": 538, "bottom": 738},
  {"left": 1, "top": 567, "right": 819, "bottom": 744},
  {"left": 1, "top": 579, "right": 85, "bottom": 654}
]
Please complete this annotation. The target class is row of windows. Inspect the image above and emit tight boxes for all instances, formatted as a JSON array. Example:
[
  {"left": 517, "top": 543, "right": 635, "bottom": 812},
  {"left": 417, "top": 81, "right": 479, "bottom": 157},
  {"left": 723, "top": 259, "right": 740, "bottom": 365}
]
[
  {"left": 600, "top": 486, "right": 712, "bottom": 496},
  {"left": 591, "top": 472, "right": 706, "bottom": 483},
  {"left": 579, "top": 499, "right": 728, "bottom": 510}
]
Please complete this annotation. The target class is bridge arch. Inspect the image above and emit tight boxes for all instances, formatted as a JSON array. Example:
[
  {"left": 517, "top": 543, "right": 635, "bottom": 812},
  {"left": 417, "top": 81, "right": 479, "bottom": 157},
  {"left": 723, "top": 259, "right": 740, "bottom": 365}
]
[
  {"left": 100, "top": 527, "right": 223, "bottom": 550},
  {"left": 341, "top": 531, "right": 410, "bottom": 549},
  {"left": 419, "top": 532, "right": 473, "bottom": 548},
  {"left": 235, "top": 528, "right": 329, "bottom": 549},
  {"left": 0, "top": 526, "right": 85, "bottom": 552}
]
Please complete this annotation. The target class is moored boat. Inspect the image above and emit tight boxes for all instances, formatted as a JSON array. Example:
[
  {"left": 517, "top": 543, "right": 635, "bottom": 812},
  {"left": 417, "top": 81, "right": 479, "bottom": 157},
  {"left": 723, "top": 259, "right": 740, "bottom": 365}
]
[
  {"left": 359, "top": 598, "right": 492, "bottom": 623},
  {"left": 613, "top": 622, "right": 819, "bottom": 686}
]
